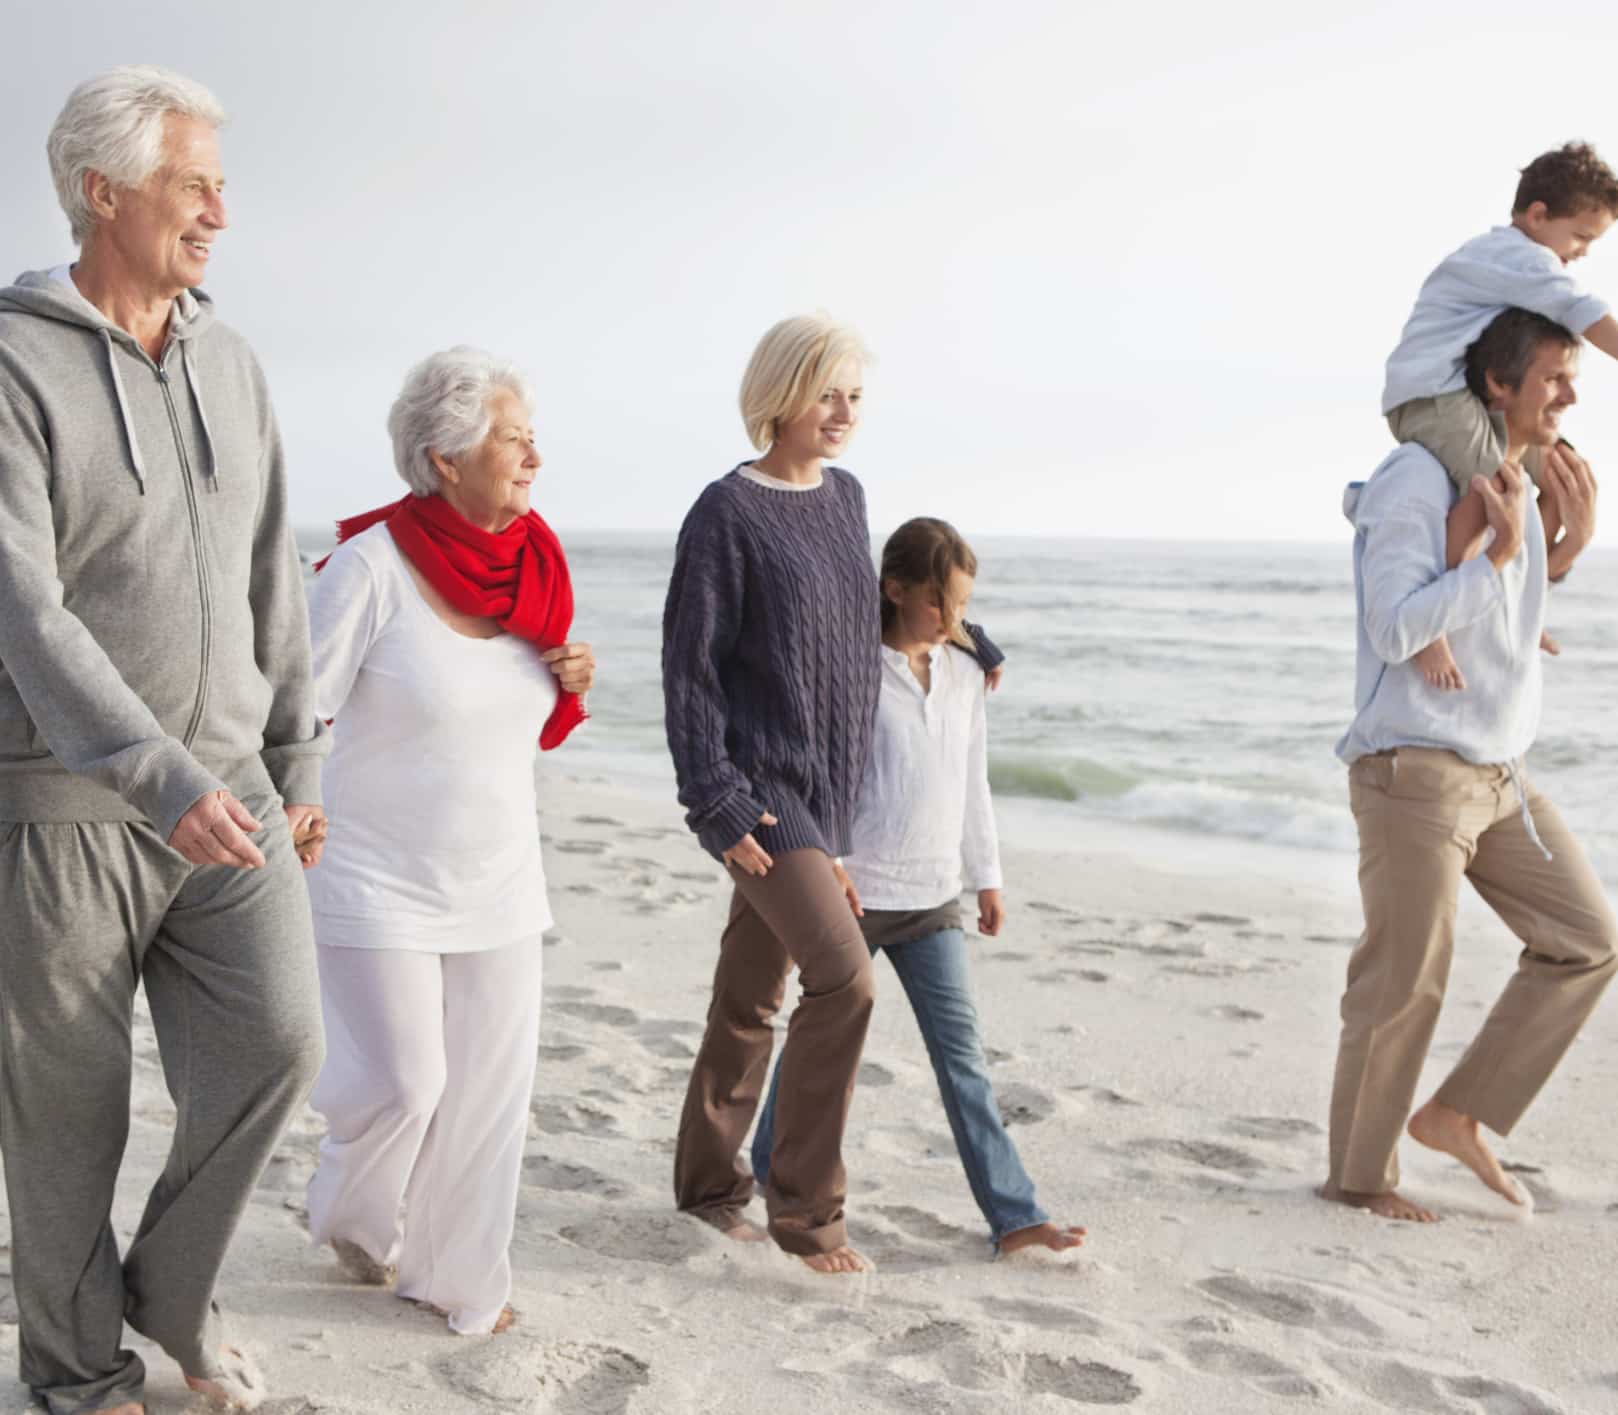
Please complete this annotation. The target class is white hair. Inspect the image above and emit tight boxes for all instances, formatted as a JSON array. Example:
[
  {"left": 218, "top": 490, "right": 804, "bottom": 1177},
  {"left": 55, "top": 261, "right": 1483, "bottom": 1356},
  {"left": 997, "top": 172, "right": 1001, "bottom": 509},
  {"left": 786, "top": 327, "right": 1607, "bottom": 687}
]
[
  {"left": 387, "top": 347, "right": 536, "bottom": 497},
  {"left": 47, "top": 66, "right": 227, "bottom": 244},
  {"left": 739, "top": 313, "right": 871, "bottom": 452}
]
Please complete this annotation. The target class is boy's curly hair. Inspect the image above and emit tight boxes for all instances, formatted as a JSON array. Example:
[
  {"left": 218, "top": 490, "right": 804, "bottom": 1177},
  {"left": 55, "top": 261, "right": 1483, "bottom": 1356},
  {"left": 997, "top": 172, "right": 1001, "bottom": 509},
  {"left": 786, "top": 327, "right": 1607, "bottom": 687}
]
[{"left": 1513, "top": 141, "right": 1618, "bottom": 218}]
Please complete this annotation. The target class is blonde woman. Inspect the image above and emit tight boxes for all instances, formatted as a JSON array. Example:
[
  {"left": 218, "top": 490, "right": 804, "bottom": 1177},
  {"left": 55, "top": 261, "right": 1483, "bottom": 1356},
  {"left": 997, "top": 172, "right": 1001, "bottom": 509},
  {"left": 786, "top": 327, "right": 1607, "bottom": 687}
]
[{"left": 663, "top": 314, "right": 880, "bottom": 1273}]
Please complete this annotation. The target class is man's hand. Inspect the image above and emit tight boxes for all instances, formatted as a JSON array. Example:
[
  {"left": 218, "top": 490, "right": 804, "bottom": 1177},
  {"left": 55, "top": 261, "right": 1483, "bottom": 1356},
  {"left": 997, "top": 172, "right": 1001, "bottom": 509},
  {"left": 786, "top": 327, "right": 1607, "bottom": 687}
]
[
  {"left": 541, "top": 642, "right": 596, "bottom": 695},
  {"left": 1474, "top": 460, "right": 1528, "bottom": 571},
  {"left": 831, "top": 860, "right": 864, "bottom": 918},
  {"left": 722, "top": 812, "right": 778, "bottom": 877},
  {"left": 977, "top": 889, "right": 1005, "bottom": 937},
  {"left": 286, "top": 803, "right": 328, "bottom": 870},
  {"left": 168, "top": 790, "right": 266, "bottom": 869},
  {"left": 1544, "top": 442, "right": 1598, "bottom": 582}
]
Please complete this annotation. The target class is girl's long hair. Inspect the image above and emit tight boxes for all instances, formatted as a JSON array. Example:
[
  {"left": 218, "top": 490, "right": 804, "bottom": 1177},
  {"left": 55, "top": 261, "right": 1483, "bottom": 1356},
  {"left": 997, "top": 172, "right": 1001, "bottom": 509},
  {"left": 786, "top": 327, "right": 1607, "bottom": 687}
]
[{"left": 879, "top": 517, "right": 978, "bottom": 649}]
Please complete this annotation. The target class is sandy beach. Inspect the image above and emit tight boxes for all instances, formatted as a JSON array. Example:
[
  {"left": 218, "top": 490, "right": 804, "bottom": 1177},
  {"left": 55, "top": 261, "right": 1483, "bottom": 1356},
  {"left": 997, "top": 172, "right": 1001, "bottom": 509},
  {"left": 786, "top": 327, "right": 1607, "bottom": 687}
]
[{"left": 3, "top": 766, "right": 1614, "bottom": 1415}]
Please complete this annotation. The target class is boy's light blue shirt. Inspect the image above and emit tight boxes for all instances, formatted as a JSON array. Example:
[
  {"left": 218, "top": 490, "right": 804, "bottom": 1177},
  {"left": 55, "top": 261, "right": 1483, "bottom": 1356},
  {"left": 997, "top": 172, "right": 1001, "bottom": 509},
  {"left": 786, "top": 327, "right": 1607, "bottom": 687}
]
[
  {"left": 1381, "top": 225, "right": 1608, "bottom": 414},
  {"left": 1336, "top": 444, "right": 1545, "bottom": 767}
]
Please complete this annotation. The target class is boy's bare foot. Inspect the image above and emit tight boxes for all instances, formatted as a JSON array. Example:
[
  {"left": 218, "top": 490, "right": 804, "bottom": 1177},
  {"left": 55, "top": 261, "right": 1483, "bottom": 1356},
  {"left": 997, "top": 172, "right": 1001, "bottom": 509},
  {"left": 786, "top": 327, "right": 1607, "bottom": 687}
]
[
  {"left": 800, "top": 1245, "right": 870, "bottom": 1274},
  {"left": 183, "top": 1346, "right": 265, "bottom": 1410},
  {"left": 999, "top": 1222, "right": 1087, "bottom": 1255},
  {"left": 1407, "top": 1100, "right": 1528, "bottom": 1207},
  {"left": 1413, "top": 636, "right": 1466, "bottom": 692},
  {"left": 1318, "top": 1179, "right": 1438, "bottom": 1223},
  {"left": 1540, "top": 629, "right": 1561, "bottom": 656},
  {"left": 331, "top": 1237, "right": 396, "bottom": 1286}
]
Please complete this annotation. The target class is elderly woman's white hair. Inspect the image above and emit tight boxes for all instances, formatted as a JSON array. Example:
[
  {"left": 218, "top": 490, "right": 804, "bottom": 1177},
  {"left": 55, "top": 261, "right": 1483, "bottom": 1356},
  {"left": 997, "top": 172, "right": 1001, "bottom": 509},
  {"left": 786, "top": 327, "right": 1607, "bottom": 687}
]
[
  {"left": 388, "top": 347, "right": 536, "bottom": 497},
  {"left": 47, "top": 66, "right": 227, "bottom": 244},
  {"left": 739, "top": 313, "right": 871, "bottom": 452}
]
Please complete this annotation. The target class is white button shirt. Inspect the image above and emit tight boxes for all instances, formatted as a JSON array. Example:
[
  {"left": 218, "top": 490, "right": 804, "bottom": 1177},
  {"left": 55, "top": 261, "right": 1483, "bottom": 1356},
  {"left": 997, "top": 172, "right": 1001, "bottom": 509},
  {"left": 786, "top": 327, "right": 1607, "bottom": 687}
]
[{"left": 844, "top": 641, "right": 1003, "bottom": 909}]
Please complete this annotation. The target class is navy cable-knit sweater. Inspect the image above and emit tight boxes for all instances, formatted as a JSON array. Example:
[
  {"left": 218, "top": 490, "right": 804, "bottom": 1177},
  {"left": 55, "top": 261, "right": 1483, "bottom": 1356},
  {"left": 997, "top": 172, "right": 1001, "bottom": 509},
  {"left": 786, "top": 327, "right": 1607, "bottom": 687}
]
[{"left": 663, "top": 465, "right": 882, "bottom": 861}]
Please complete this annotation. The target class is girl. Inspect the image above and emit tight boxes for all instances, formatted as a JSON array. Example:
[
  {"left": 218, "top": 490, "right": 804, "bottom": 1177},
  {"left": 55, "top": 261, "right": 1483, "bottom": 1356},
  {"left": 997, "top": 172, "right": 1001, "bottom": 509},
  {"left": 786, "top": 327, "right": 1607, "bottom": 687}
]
[{"left": 751, "top": 517, "right": 1086, "bottom": 1257}]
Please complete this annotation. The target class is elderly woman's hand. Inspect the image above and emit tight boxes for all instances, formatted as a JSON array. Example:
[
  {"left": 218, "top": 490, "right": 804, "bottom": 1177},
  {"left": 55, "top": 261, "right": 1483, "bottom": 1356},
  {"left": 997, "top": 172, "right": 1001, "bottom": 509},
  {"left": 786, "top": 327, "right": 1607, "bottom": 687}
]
[{"left": 541, "top": 642, "right": 595, "bottom": 695}]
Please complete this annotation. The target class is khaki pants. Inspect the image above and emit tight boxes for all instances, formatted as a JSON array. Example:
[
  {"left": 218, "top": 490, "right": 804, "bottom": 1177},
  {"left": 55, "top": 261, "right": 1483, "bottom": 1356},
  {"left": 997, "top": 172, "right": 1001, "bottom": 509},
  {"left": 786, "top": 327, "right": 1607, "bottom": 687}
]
[
  {"left": 673, "top": 848, "right": 875, "bottom": 1254},
  {"left": 1387, "top": 390, "right": 1542, "bottom": 493},
  {"left": 1329, "top": 748, "right": 1618, "bottom": 1194}
]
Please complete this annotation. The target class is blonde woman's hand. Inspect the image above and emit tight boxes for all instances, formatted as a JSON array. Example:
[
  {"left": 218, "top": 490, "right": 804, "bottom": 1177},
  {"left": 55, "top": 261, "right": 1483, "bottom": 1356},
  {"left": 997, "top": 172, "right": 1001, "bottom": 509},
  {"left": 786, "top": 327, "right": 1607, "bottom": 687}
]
[
  {"left": 722, "top": 812, "right": 778, "bottom": 877},
  {"left": 541, "top": 642, "right": 596, "bottom": 695},
  {"left": 831, "top": 860, "right": 864, "bottom": 918},
  {"left": 977, "top": 889, "right": 1005, "bottom": 937},
  {"left": 985, "top": 664, "right": 1005, "bottom": 693}
]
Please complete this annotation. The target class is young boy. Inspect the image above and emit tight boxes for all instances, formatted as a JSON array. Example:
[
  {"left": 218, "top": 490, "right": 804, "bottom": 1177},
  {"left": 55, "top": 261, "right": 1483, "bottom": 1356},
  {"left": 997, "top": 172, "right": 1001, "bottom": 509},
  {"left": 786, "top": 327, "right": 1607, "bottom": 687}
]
[{"left": 1384, "top": 142, "right": 1618, "bottom": 689}]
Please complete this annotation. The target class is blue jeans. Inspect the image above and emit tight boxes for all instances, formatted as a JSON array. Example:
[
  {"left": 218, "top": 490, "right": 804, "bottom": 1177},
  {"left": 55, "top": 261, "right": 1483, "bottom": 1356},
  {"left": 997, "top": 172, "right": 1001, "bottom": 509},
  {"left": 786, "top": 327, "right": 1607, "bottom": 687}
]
[{"left": 750, "top": 926, "right": 1047, "bottom": 1247}]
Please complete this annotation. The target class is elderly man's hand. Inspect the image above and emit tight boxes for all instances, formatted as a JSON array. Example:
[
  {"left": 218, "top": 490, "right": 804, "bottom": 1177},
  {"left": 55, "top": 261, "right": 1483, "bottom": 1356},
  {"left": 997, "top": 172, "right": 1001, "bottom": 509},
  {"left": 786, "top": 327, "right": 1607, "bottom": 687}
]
[
  {"left": 286, "top": 803, "right": 329, "bottom": 870},
  {"left": 169, "top": 790, "right": 266, "bottom": 869},
  {"left": 541, "top": 642, "right": 595, "bottom": 695}
]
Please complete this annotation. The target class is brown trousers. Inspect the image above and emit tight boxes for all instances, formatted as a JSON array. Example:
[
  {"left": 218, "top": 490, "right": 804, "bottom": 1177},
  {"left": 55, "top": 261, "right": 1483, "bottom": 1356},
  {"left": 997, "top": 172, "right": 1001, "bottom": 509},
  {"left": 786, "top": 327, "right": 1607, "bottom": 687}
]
[
  {"left": 1330, "top": 748, "right": 1618, "bottom": 1193},
  {"left": 673, "top": 848, "right": 875, "bottom": 1254}
]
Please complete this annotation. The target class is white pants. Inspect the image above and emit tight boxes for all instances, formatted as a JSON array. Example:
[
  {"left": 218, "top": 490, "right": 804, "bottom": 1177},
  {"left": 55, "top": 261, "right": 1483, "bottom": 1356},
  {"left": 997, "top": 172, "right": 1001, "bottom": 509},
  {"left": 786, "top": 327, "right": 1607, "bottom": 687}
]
[{"left": 305, "top": 937, "right": 542, "bottom": 1334}]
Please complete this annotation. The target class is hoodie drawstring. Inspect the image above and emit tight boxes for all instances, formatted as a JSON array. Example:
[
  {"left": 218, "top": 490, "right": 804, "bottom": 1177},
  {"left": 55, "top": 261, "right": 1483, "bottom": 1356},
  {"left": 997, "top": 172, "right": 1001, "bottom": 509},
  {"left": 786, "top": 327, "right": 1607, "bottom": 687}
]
[
  {"left": 99, "top": 329, "right": 147, "bottom": 494},
  {"left": 1506, "top": 759, "right": 1553, "bottom": 862},
  {"left": 181, "top": 342, "right": 221, "bottom": 491}
]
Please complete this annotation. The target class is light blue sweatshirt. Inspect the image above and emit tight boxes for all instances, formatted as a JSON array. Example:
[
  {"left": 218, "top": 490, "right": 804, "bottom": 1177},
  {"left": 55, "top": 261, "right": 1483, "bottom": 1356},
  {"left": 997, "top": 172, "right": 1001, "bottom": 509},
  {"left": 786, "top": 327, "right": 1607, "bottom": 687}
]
[
  {"left": 1381, "top": 225, "right": 1609, "bottom": 414},
  {"left": 1336, "top": 444, "right": 1545, "bottom": 768}
]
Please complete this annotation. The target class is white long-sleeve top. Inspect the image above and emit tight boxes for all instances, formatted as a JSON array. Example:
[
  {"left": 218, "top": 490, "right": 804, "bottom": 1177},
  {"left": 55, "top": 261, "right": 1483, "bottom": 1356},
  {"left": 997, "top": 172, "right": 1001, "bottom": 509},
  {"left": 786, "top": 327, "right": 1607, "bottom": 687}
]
[
  {"left": 1381, "top": 224, "right": 1609, "bottom": 413},
  {"left": 303, "top": 524, "right": 557, "bottom": 951},
  {"left": 843, "top": 641, "right": 1002, "bottom": 909}
]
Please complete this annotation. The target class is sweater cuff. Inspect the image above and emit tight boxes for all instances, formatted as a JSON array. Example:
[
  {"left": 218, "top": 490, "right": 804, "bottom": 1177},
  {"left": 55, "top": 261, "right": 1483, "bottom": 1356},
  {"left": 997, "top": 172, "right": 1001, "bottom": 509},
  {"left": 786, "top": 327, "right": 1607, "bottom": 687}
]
[
  {"left": 694, "top": 787, "right": 769, "bottom": 858},
  {"left": 129, "top": 740, "right": 230, "bottom": 844}
]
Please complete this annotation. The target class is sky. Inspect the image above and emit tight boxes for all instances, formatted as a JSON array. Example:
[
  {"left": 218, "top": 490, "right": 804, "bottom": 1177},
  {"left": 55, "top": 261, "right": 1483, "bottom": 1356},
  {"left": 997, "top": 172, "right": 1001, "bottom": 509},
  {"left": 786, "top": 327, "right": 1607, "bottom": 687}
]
[{"left": 4, "top": 0, "right": 1618, "bottom": 542}]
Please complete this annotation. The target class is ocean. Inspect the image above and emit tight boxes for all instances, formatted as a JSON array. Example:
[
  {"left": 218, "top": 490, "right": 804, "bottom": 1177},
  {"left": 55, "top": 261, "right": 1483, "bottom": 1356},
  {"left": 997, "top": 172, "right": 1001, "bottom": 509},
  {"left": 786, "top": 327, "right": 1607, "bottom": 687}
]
[{"left": 298, "top": 530, "right": 1618, "bottom": 887}]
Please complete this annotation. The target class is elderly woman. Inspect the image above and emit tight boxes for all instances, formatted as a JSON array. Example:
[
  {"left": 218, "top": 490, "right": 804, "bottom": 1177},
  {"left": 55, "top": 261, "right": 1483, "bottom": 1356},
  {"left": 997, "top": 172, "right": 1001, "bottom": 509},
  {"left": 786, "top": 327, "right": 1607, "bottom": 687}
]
[
  {"left": 663, "top": 313, "right": 882, "bottom": 1274},
  {"left": 301, "top": 347, "right": 593, "bottom": 1335}
]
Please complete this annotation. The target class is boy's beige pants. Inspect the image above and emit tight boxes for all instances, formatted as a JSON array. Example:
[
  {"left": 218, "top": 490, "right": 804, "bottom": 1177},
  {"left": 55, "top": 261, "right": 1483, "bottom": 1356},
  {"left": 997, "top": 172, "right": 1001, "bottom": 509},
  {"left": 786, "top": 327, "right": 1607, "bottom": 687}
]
[
  {"left": 1330, "top": 748, "right": 1617, "bottom": 1195},
  {"left": 1387, "top": 390, "right": 1543, "bottom": 491}
]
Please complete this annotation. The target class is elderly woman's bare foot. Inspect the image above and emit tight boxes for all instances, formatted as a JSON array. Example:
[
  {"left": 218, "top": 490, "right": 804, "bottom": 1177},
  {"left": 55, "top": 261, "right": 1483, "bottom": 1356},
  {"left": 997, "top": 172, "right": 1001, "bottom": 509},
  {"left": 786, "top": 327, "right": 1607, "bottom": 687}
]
[
  {"left": 1407, "top": 1100, "right": 1528, "bottom": 1206},
  {"left": 492, "top": 1304, "right": 518, "bottom": 1334},
  {"left": 183, "top": 1345, "right": 265, "bottom": 1409},
  {"left": 331, "top": 1237, "right": 397, "bottom": 1286},
  {"left": 1318, "top": 1179, "right": 1438, "bottom": 1223},
  {"left": 999, "top": 1222, "right": 1087, "bottom": 1256},
  {"left": 800, "top": 1245, "right": 870, "bottom": 1274}
]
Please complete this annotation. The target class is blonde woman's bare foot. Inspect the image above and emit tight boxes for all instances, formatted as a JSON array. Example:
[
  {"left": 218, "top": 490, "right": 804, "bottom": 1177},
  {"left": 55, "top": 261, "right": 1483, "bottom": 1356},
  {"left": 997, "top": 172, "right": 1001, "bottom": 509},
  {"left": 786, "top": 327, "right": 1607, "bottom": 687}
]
[
  {"left": 1414, "top": 636, "right": 1465, "bottom": 692},
  {"left": 800, "top": 1245, "right": 870, "bottom": 1274},
  {"left": 1540, "top": 629, "right": 1561, "bottom": 656},
  {"left": 1407, "top": 1100, "right": 1528, "bottom": 1207},
  {"left": 722, "top": 1219, "right": 770, "bottom": 1243},
  {"left": 999, "top": 1222, "right": 1087, "bottom": 1255},
  {"left": 331, "top": 1237, "right": 396, "bottom": 1286},
  {"left": 492, "top": 1304, "right": 518, "bottom": 1335},
  {"left": 183, "top": 1346, "right": 265, "bottom": 1409},
  {"left": 1318, "top": 1179, "right": 1438, "bottom": 1223}
]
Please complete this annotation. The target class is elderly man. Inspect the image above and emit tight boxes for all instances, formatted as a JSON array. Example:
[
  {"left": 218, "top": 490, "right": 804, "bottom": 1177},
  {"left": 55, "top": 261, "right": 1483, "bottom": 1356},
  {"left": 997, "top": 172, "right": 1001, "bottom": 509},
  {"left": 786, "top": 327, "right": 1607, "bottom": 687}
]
[
  {"left": 1325, "top": 307, "right": 1618, "bottom": 1224},
  {"left": 0, "top": 67, "right": 326, "bottom": 1413}
]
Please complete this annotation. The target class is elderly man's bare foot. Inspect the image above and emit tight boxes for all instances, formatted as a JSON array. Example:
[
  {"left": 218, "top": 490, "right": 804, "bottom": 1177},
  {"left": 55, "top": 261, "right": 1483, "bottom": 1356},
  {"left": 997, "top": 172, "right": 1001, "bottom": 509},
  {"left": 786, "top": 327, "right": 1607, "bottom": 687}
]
[
  {"left": 801, "top": 1245, "right": 870, "bottom": 1274},
  {"left": 1318, "top": 1179, "right": 1438, "bottom": 1223},
  {"left": 1407, "top": 1100, "right": 1528, "bottom": 1206},
  {"left": 183, "top": 1345, "right": 265, "bottom": 1409},
  {"left": 999, "top": 1221, "right": 1088, "bottom": 1255},
  {"left": 331, "top": 1237, "right": 396, "bottom": 1286}
]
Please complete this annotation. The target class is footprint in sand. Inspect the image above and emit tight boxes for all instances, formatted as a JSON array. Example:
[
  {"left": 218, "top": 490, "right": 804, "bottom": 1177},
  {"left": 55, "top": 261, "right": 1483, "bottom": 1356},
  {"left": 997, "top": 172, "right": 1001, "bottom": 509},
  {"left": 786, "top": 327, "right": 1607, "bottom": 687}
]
[
  {"left": 858, "top": 1061, "right": 896, "bottom": 1087},
  {"left": 1197, "top": 1273, "right": 1382, "bottom": 1340},
  {"left": 539, "top": 1042, "right": 586, "bottom": 1063},
  {"left": 532, "top": 1098, "right": 620, "bottom": 1137},
  {"left": 1061, "top": 941, "right": 1119, "bottom": 957},
  {"left": 1206, "top": 1004, "right": 1266, "bottom": 1023},
  {"left": 573, "top": 813, "right": 626, "bottom": 827},
  {"left": 1023, "top": 1355, "right": 1143, "bottom": 1405},
  {"left": 995, "top": 1083, "right": 1056, "bottom": 1126},
  {"left": 635, "top": 1018, "right": 705, "bottom": 1060},
  {"left": 563, "top": 882, "right": 602, "bottom": 896},
  {"left": 983, "top": 1046, "right": 1017, "bottom": 1066},
  {"left": 1128, "top": 1139, "right": 1264, "bottom": 1178},
  {"left": 1322, "top": 1353, "right": 1561, "bottom": 1415},
  {"left": 1178, "top": 1337, "right": 1324, "bottom": 1400},
  {"left": 986, "top": 949, "right": 1033, "bottom": 962},
  {"left": 551, "top": 838, "right": 612, "bottom": 855},
  {"left": 979, "top": 1296, "right": 1108, "bottom": 1337},
  {"left": 1227, "top": 1116, "right": 1323, "bottom": 1142},
  {"left": 1192, "top": 912, "right": 1252, "bottom": 927},
  {"left": 1500, "top": 1161, "right": 1560, "bottom": 1214},
  {"left": 521, "top": 1155, "right": 629, "bottom": 1200},
  {"left": 254, "top": 1400, "right": 390, "bottom": 1414},
  {"left": 1072, "top": 1085, "right": 1142, "bottom": 1108},
  {"left": 871, "top": 1204, "right": 976, "bottom": 1246},
  {"left": 558, "top": 1212, "right": 717, "bottom": 1266},
  {"left": 550, "top": 1000, "right": 641, "bottom": 1029},
  {"left": 547, "top": 983, "right": 596, "bottom": 1001},
  {"left": 439, "top": 1338, "right": 651, "bottom": 1412}
]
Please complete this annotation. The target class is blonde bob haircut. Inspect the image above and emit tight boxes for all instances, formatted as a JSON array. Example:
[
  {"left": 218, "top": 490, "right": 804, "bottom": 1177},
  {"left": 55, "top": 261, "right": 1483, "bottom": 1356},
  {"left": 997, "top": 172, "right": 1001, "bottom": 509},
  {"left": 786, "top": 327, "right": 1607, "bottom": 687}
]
[{"left": 739, "top": 313, "right": 871, "bottom": 452}]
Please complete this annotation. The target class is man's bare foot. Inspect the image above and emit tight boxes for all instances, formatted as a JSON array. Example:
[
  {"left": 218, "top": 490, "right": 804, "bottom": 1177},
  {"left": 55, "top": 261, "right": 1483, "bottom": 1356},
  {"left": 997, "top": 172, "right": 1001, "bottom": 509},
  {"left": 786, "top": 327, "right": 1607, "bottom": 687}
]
[
  {"left": 331, "top": 1237, "right": 396, "bottom": 1286},
  {"left": 183, "top": 1346, "right": 265, "bottom": 1410},
  {"left": 999, "top": 1221, "right": 1087, "bottom": 1255},
  {"left": 1318, "top": 1179, "right": 1438, "bottom": 1223},
  {"left": 1414, "top": 636, "right": 1466, "bottom": 692},
  {"left": 1540, "top": 629, "right": 1561, "bottom": 656},
  {"left": 1407, "top": 1100, "right": 1528, "bottom": 1207},
  {"left": 800, "top": 1245, "right": 870, "bottom": 1274}
]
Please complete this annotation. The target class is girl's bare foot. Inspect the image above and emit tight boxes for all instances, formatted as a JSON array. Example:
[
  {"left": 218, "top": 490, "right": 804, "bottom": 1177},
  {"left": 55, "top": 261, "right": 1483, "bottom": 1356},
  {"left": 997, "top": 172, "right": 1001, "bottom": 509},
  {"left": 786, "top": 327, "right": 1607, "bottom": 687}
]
[
  {"left": 1318, "top": 1179, "right": 1438, "bottom": 1223},
  {"left": 801, "top": 1245, "right": 870, "bottom": 1274},
  {"left": 183, "top": 1346, "right": 265, "bottom": 1409},
  {"left": 1407, "top": 1100, "right": 1528, "bottom": 1207},
  {"left": 1413, "top": 636, "right": 1465, "bottom": 692},
  {"left": 331, "top": 1237, "right": 396, "bottom": 1286},
  {"left": 999, "top": 1221, "right": 1087, "bottom": 1255}
]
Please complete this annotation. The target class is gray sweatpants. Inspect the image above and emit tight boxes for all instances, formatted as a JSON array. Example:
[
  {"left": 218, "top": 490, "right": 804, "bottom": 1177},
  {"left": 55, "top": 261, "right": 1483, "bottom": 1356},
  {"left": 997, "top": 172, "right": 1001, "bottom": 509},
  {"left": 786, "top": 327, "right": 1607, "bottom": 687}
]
[{"left": 0, "top": 788, "right": 323, "bottom": 1415}]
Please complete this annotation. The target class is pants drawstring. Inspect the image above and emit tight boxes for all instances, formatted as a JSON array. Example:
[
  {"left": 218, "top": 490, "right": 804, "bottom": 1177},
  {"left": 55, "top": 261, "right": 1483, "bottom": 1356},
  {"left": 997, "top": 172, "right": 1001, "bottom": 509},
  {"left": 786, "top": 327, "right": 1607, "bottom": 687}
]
[{"left": 1507, "top": 759, "right": 1552, "bottom": 862}]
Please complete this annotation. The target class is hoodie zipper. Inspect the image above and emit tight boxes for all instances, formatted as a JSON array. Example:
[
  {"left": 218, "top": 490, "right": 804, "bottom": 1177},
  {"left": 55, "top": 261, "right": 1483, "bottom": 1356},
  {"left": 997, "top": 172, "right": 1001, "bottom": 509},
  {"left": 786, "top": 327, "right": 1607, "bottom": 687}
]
[{"left": 155, "top": 360, "right": 213, "bottom": 750}]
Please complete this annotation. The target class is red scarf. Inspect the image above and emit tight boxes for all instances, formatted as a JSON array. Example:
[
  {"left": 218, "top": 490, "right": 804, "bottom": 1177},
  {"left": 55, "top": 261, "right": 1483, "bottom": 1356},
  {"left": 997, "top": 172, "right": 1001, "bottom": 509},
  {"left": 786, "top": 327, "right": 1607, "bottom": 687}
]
[{"left": 322, "top": 494, "right": 586, "bottom": 751}]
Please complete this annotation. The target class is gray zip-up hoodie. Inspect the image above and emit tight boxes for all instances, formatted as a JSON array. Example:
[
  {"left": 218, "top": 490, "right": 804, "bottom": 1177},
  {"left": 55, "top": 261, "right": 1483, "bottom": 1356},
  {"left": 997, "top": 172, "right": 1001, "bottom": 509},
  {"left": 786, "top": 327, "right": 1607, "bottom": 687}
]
[{"left": 0, "top": 269, "right": 328, "bottom": 839}]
